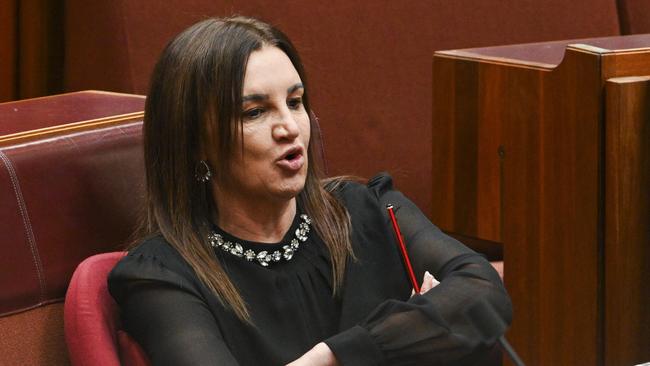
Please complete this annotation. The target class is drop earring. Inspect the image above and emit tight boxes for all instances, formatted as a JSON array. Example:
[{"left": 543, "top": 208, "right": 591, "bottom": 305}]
[{"left": 195, "top": 160, "right": 212, "bottom": 183}]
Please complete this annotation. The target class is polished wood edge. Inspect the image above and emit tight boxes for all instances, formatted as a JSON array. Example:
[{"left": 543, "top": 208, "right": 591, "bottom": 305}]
[
  {"left": 569, "top": 43, "right": 650, "bottom": 56},
  {"left": 599, "top": 46, "right": 650, "bottom": 56},
  {"left": 567, "top": 43, "right": 610, "bottom": 54},
  {"left": 0, "top": 112, "right": 144, "bottom": 147},
  {"left": 607, "top": 75, "right": 650, "bottom": 83},
  {"left": 81, "top": 90, "right": 146, "bottom": 98},
  {"left": 0, "top": 90, "right": 145, "bottom": 106},
  {"left": 434, "top": 50, "right": 556, "bottom": 70},
  {"left": 436, "top": 43, "right": 650, "bottom": 71}
]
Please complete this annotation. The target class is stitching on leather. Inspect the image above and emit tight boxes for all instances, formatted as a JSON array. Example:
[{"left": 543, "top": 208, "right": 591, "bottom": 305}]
[{"left": 0, "top": 150, "right": 47, "bottom": 301}]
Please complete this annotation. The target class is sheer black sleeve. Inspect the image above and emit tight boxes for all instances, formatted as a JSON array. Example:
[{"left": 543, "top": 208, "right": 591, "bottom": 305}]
[
  {"left": 108, "top": 241, "right": 239, "bottom": 366},
  {"left": 325, "top": 174, "right": 512, "bottom": 366}
]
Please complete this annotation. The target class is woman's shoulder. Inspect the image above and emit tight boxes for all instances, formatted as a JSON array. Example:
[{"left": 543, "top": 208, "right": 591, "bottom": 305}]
[
  {"left": 127, "top": 234, "right": 182, "bottom": 260},
  {"left": 116, "top": 235, "right": 191, "bottom": 272},
  {"left": 108, "top": 235, "right": 201, "bottom": 301},
  {"left": 330, "top": 172, "right": 394, "bottom": 197},
  {"left": 329, "top": 172, "right": 396, "bottom": 208}
]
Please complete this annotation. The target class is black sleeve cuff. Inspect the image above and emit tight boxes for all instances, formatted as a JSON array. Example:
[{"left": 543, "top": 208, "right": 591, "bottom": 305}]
[{"left": 324, "top": 325, "right": 385, "bottom": 366}]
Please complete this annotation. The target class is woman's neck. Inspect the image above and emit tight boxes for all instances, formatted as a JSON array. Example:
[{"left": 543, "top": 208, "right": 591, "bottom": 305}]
[{"left": 212, "top": 187, "right": 297, "bottom": 244}]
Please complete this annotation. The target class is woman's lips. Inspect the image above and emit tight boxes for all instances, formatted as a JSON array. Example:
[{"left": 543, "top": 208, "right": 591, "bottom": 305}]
[{"left": 276, "top": 153, "right": 304, "bottom": 172}]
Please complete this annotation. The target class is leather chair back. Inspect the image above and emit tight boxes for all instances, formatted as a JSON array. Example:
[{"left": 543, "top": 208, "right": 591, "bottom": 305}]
[{"left": 65, "top": 252, "right": 150, "bottom": 366}]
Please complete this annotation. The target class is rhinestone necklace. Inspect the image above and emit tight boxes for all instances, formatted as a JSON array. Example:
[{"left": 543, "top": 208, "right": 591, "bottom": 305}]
[{"left": 208, "top": 214, "right": 312, "bottom": 267}]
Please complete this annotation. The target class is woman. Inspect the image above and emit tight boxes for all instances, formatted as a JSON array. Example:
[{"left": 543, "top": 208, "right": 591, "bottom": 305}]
[{"left": 109, "top": 16, "right": 511, "bottom": 366}]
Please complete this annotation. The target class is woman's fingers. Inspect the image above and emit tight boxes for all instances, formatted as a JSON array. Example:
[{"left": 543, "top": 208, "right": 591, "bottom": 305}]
[
  {"left": 411, "top": 271, "right": 440, "bottom": 297},
  {"left": 419, "top": 271, "right": 440, "bottom": 294}
]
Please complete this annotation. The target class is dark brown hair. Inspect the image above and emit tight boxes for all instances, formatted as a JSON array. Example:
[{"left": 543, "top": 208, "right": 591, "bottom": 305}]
[{"left": 139, "top": 16, "right": 353, "bottom": 321}]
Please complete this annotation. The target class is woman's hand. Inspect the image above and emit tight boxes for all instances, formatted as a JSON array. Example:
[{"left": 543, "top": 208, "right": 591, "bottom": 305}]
[
  {"left": 287, "top": 272, "right": 439, "bottom": 366},
  {"left": 411, "top": 271, "right": 439, "bottom": 297},
  {"left": 285, "top": 342, "right": 340, "bottom": 366}
]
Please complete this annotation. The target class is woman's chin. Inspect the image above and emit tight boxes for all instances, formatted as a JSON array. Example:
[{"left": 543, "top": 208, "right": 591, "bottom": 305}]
[
  {"left": 275, "top": 180, "right": 306, "bottom": 200},
  {"left": 269, "top": 172, "right": 306, "bottom": 198}
]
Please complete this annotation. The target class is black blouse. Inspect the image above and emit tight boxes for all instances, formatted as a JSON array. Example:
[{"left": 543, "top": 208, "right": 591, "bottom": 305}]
[{"left": 108, "top": 174, "right": 512, "bottom": 365}]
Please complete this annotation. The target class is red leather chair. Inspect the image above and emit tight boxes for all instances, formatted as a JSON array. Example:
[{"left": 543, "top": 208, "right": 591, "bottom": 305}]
[{"left": 64, "top": 252, "right": 150, "bottom": 366}]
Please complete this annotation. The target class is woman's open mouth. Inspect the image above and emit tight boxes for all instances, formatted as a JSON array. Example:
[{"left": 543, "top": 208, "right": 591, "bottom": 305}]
[{"left": 276, "top": 147, "right": 305, "bottom": 172}]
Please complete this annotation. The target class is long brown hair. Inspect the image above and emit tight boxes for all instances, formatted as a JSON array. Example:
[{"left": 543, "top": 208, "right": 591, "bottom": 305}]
[{"left": 139, "top": 16, "right": 354, "bottom": 322}]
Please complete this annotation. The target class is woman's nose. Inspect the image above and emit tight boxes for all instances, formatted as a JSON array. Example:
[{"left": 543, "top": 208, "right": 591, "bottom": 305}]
[{"left": 272, "top": 108, "right": 300, "bottom": 141}]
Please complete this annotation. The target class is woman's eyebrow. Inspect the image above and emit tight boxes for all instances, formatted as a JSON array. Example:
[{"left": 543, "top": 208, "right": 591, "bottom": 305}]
[
  {"left": 287, "top": 83, "right": 304, "bottom": 94},
  {"left": 242, "top": 83, "right": 304, "bottom": 102},
  {"left": 242, "top": 94, "right": 268, "bottom": 102}
]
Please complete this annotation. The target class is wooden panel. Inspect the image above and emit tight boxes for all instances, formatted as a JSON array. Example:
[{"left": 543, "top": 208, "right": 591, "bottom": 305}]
[
  {"left": 534, "top": 48, "right": 602, "bottom": 366},
  {"left": 498, "top": 64, "right": 544, "bottom": 366},
  {"left": 602, "top": 50, "right": 650, "bottom": 79},
  {"left": 0, "top": 0, "right": 17, "bottom": 102},
  {"left": 434, "top": 35, "right": 650, "bottom": 366},
  {"left": 432, "top": 55, "right": 502, "bottom": 243},
  {"left": 604, "top": 76, "right": 650, "bottom": 366},
  {"left": 500, "top": 48, "right": 603, "bottom": 366},
  {"left": 18, "top": 0, "right": 64, "bottom": 99},
  {"left": 434, "top": 46, "right": 605, "bottom": 366}
]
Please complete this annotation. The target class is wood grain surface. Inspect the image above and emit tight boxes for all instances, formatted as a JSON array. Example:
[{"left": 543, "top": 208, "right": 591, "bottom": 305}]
[
  {"left": 604, "top": 76, "right": 650, "bottom": 366},
  {"left": 433, "top": 38, "right": 650, "bottom": 365}
]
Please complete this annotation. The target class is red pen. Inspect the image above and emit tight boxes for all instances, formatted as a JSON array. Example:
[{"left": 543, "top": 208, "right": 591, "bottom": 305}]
[{"left": 386, "top": 204, "right": 420, "bottom": 294}]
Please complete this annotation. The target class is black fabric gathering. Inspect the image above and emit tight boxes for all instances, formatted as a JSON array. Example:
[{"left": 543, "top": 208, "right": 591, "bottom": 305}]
[{"left": 108, "top": 173, "right": 512, "bottom": 366}]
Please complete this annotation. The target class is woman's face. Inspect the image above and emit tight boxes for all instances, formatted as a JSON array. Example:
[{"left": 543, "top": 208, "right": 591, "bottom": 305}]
[{"left": 211, "top": 46, "right": 310, "bottom": 205}]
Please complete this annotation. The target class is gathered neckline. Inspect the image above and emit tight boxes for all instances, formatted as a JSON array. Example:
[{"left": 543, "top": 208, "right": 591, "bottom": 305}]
[{"left": 210, "top": 211, "right": 303, "bottom": 251}]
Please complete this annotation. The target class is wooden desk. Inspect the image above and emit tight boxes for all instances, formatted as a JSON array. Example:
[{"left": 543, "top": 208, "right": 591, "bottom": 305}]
[{"left": 433, "top": 35, "right": 650, "bottom": 366}]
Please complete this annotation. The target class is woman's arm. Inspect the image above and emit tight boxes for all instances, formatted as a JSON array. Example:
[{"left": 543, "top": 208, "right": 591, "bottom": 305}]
[
  {"left": 121, "top": 281, "right": 240, "bottom": 366},
  {"left": 287, "top": 271, "right": 439, "bottom": 366},
  {"left": 324, "top": 176, "right": 512, "bottom": 365},
  {"left": 285, "top": 342, "right": 340, "bottom": 366}
]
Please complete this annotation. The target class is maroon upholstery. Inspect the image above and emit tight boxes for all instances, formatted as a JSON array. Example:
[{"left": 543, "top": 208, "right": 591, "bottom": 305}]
[
  {"left": 63, "top": 1, "right": 623, "bottom": 218},
  {"left": 65, "top": 252, "right": 150, "bottom": 366},
  {"left": 0, "top": 92, "right": 145, "bottom": 317},
  {"left": 0, "top": 91, "right": 145, "bottom": 136},
  {"left": 0, "top": 92, "right": 145, "bottom": 365},
  {"left": 0, "top": 122, "right": 144, "bottom": 315}
]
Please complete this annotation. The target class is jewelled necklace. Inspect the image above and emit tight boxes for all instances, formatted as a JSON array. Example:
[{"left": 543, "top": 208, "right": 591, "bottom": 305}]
[{"left": 208, "top": 214, "right": 312, "bottom": 267}]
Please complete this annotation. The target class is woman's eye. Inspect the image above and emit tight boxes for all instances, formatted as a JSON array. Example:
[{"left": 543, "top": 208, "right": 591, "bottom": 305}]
[
  {"left": 287, "top": 97, "right": 303, "bottom": 110},
  {"left": 243, "top": 108, "right": 264, "bottom": 119}
]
